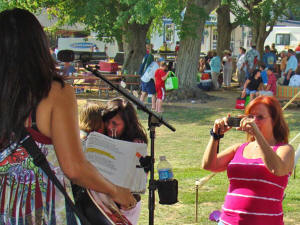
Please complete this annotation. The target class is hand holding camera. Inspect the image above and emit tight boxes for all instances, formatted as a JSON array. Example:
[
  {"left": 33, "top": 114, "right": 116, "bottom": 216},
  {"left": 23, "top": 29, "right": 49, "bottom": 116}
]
[{"left": 227, "top": 117, "right": 242, "bottom": 127}]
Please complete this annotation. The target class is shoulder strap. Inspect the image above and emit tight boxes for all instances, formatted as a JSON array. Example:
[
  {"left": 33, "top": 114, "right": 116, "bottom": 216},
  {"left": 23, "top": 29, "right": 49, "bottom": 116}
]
[{"left": 21, "top": 127, "right": 91, "bottom": 225}]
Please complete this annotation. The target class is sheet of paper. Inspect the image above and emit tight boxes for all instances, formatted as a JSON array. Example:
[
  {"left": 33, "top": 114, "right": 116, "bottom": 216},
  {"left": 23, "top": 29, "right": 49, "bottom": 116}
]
[{"left": 84, "top": 132, "right": 148, "bottom": 193}]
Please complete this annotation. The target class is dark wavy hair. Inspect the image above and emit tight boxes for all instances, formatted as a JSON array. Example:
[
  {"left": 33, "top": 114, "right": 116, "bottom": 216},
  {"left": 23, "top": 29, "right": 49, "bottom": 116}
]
[
  {"left": 245, "top": 96, "right": 289, "bottom": 144},
  {"left": 0, "top": 8, "right": 63, "bottom": 149},
  {"left": 102, "top": 98, "right": 148, "bottom": 144}
]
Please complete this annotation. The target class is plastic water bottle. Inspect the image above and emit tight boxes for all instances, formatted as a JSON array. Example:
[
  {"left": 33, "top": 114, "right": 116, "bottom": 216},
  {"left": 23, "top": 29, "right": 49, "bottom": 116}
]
[{"left": 157, "top": 156, "right": 173, "bottom": 180}]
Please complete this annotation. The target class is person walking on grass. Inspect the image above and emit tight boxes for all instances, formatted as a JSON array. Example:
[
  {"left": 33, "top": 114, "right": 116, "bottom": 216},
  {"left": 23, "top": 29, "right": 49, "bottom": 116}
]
[
  {"left": 155, "top": 61, "right": 170, "bottom": 113},
  {"left": 209, "top": 50, "right": 221, "bottom": 90},
  {"left": 222, "top": 50, "right": 233, "bottom": 87}
]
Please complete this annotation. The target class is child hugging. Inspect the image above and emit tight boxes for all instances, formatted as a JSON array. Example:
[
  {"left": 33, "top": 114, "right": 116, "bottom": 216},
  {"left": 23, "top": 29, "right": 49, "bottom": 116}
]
[
  {"left": 241, "top": 69, "right": 263, "bottom": 101},
  {"left": 79, "top": 102, "right": 105, "bottom": 140},
  {"left": 78, "top": 100, "right": 146, "bottom": 225}
]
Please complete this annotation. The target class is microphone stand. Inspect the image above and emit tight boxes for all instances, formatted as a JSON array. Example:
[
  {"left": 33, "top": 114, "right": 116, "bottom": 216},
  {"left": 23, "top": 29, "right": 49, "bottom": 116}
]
[{"left": 84, "top": 65, "right": 176, "bottom": 225}]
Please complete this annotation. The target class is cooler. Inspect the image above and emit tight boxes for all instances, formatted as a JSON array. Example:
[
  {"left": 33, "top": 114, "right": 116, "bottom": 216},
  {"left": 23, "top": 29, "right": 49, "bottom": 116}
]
[
  {"left": 99, "top": 61, "right": 119, "bottom": 73},
  {"left": 197, "top": 79, "right": 212, "bottom": 91}
]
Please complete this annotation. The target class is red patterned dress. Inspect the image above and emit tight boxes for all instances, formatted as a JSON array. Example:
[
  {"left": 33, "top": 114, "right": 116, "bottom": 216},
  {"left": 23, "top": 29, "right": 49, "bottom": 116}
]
[{"left": 0, "top": 115, "right": 80, "bottom": 225}]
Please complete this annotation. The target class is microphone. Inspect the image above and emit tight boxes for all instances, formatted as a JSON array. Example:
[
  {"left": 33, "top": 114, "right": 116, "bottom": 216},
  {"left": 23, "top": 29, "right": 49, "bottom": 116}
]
[
  {"left": 57, "top": 49, "right": 107, "bottom": 63},
  {"left": 57, "top": 49, "right": 74, "bottom": 62}
]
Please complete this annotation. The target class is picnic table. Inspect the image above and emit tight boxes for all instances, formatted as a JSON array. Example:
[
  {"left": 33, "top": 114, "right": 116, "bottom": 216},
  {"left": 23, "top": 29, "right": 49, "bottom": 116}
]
[
  {"left": 63, "top": 73, "right": 140, "bottom": 96},
  {"left": 155, "top": 51, "right": 176, "bottom": 62},
  {"left": 276, "top": 84, "right": 300, "bottom": 104}
]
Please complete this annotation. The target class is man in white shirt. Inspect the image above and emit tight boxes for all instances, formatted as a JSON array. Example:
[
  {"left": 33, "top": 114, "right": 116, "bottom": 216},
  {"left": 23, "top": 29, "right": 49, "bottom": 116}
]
[
  {"left": 245, "top": 44, "right": 260, "bottom": 78},
  {"left": 236, "top": 47, "right": 246, "bottom": 88},
  {"left": 283, "top": 49, "right": 298, "bottom": 85}
]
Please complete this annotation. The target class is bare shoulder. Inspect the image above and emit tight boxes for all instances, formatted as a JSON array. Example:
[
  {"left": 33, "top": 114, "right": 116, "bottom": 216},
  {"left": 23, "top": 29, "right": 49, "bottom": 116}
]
[
  {"left": 277, "top": 144, "right": 295, "bottom": 154},
  {"left": 219, "top": 143, "right": 243, "bottom": 157},
  {"left": 225, "top": 143, "right": 243, "bottom": 153},
  {"left": 35, "top": 81, "right": 76, "bottom": 136},
  {"left": 49, "top": 81, "right": 74, "bottom": 98}
]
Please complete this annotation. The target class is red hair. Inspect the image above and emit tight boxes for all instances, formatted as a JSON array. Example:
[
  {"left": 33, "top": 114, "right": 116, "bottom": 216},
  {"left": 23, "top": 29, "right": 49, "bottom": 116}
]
[{"left": 245, "top": 96, "right": 289, "bottom": 144}]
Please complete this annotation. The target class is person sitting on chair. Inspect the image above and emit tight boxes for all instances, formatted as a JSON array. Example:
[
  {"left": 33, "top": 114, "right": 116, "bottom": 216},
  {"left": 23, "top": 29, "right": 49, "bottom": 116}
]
[
  {"left": 241, "top": 69, "right": 263, "bottom": 101},
  {"left": 60, "top": 61, "right": 76, "bottom": 76},
  {"left": 159, "top": 41, "right": 171, "bottom": 52}
]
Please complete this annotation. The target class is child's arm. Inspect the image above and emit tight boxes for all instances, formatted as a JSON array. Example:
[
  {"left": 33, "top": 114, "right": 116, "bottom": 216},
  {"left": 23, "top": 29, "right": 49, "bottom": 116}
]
[
  {"left": 265, "top": 84, "right": 271, "bottom": 91},
  {"left": 162, "top": 71, "right": 170, "bottom": 81},
  {"left": 241, "top": 79, "right": 250, "bottom": 97},
  {"left": 243, "top": 79, "right": 250, "bottom": 90},
  {"left": 258, "top": 82, "right": 264, "bottom": 91}
]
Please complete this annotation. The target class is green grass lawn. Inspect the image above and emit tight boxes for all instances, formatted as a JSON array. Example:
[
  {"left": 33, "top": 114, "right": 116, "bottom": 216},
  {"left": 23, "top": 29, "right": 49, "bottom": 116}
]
[
  {"left": 78, "top": 97, "right": 300, "bottom": 225},
  {"left": 134, "top": 104, "right": 300, "bottom": 225}
]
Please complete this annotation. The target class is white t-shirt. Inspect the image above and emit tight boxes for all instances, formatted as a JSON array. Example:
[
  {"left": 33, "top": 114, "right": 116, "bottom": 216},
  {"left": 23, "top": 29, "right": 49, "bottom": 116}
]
[
  {"left": 237, "top": 54, "right": 246, "bottom": 71},
  {"left": 289, "top": 74, "right": 300, "bottom": 87},
  {"left": 141, "top": 61, "right": 159, "bottom": 83}
]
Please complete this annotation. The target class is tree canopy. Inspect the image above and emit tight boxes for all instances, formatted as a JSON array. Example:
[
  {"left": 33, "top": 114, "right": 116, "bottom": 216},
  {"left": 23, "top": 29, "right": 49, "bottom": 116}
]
[{"left": 230, "top": 0, "right": 299, "bottom": 55}]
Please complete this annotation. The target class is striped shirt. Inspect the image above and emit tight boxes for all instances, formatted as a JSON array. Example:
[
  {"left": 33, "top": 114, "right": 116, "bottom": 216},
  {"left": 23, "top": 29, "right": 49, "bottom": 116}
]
[{"left": 220, "top": 143, "right": 289, "bottom": 225}]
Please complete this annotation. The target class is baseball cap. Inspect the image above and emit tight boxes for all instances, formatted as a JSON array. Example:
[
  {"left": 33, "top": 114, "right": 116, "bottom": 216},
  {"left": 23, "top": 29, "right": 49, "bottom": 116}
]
[{"left": 158, "top": 57, "right": 165, "bottom": 62}]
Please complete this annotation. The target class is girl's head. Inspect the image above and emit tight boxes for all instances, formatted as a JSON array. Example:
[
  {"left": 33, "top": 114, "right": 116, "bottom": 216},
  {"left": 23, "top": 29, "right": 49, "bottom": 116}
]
[
  {"left": 160, "top": 62, "right": 168, "bottom": 71},
  {"left": 252, "top": 69, "right": 261, "bottom": 79},
  {"left": 0, "top": 8, "right": 62, "bottom": 148},
  {"left": 102, "top": 98, "right": 148, "bottom": 143},
  {"left": 259, "top": 64, "right": 266, "bottom": 71},
  {"left": 79, "top": 103, "right": 105, "bottom": 134},
  {"left": 223, "top": 50, "right": 231, "bottom": 56}
]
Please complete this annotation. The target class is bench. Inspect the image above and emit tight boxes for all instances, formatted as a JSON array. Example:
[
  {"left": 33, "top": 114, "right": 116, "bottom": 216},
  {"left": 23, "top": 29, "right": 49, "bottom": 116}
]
[
  {"left": 65, "top": 74, "right": 140, "bottom": 97},
  {"left": 276, "top": 85, "right": 300, "bottom": 103}
]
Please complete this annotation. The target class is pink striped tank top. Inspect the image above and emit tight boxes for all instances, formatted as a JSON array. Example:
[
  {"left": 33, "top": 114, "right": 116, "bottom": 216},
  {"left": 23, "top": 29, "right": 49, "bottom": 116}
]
[{"left": 220, "top": 142, "right": 289, "bottom": 225}]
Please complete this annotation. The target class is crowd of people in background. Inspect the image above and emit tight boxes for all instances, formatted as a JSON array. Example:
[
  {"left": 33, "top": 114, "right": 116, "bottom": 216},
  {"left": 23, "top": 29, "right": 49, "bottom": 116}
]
[
  {"left": 138, "top": 39, "right": 300, "bottom": 109},
  {"left": 51, "top": 36, "right": 300, "bottom": 108},
  {"left": 139, "top": 41, "right": 176, "bottom": 113},
  {"left": 197, "top": 41, "right": 300, "bottom": 105}
]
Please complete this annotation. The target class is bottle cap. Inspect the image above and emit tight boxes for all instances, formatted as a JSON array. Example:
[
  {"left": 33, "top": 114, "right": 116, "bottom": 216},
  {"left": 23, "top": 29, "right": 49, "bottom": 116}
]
[{"left": 159, "top": 156, "right": 166, "bottom": 161}]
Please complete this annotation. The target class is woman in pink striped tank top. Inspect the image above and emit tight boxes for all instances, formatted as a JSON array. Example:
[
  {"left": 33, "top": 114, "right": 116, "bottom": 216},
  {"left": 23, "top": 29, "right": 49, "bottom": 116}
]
[{"left": 202, "top": 96, "right": 295, "bottom": 225}]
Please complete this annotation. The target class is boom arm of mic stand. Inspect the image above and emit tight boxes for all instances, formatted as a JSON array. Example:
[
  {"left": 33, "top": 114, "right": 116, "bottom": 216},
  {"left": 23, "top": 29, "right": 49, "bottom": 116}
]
[{"left": 84, "top": 65, "right": 176, "bottom": 132}]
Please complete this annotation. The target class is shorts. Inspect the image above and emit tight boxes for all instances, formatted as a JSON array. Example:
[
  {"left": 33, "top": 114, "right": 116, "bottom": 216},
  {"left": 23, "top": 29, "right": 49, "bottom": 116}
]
[
  {"left": 259, "top": 90, "right": 273, "bottom": 96},
  {"left": 245, "top": 88, "right": 257, "bottom": 95},
  {"left": 141, "top": 79, "right": 156, "bottom": 95},
  {"left": 156, "top": 86, "right": 165, "bottom": 100}
]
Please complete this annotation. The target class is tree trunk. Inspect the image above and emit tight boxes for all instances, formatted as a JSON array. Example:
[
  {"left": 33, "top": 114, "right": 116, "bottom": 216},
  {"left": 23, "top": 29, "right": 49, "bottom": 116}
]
[
  {"left": 122, "top": 22, "right": 151, "bottom": 74},
  {"left": 216, "top": 4, "right": 232, "bottom": 57},
  {"left": 176, "top": 0, "right": 219, "bottom": 89},
  {"left": 256, "top": 20, "right": 268, "bottom": 58},
  {"left": 250, "top": 16, "right": 271, "bottom": 59},
  {"left": 116, "top": 34, "right": 124, "bottom": 52}
]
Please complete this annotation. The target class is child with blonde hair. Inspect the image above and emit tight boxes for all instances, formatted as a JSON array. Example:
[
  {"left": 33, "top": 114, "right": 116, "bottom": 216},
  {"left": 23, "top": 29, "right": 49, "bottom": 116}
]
[
  {"left": 79, "top": 102, "right": 105, "bottom": 139},
  {"left": 154, "top": 61, "right": 170, "bottom": 113}
]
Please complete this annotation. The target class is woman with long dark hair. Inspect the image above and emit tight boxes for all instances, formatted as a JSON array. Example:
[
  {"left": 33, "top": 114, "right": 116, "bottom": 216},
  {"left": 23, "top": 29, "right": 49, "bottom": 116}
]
[
  {"left": 0, "top": 8, "right": 135, "bottom": 224},
  {"left": 102, "top": 98, "right": 148, "bottom": 144},
  {"left": 102, "top": 97, "right": 148, "bottom": 225}
]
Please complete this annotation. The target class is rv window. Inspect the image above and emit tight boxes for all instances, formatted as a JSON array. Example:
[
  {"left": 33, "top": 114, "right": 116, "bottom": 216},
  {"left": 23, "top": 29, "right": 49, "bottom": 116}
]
[
  {"left": 165, "top": 24, "right": 174, "bottom": 43},
  {"left": 275, "top": 33, "right": 290, "bottom": 46}
]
